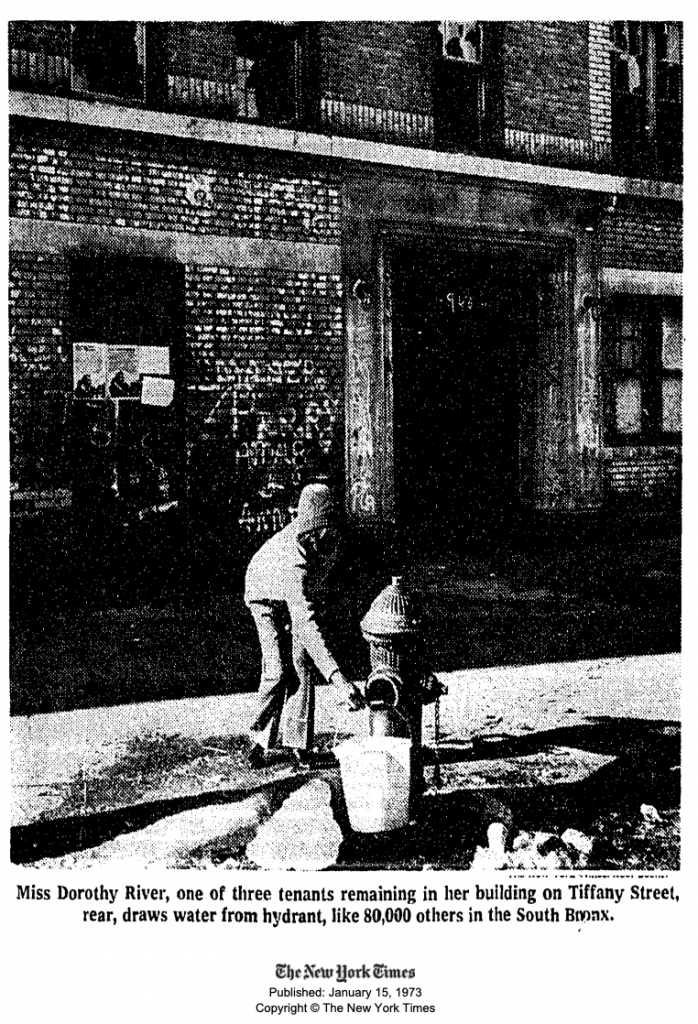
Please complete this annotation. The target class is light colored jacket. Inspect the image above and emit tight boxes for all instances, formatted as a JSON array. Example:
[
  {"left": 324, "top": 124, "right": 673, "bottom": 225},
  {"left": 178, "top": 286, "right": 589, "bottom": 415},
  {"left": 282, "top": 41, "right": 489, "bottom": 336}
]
[{"left": 244, "top": 522, "right": 339, "bottom": 682}]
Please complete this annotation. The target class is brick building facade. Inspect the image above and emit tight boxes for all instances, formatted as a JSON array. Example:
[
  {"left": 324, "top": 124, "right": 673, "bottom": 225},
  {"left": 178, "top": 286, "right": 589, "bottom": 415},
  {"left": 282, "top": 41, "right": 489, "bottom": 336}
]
[{"left": 8, "top": 20, "right": 682, "bottom": 605}]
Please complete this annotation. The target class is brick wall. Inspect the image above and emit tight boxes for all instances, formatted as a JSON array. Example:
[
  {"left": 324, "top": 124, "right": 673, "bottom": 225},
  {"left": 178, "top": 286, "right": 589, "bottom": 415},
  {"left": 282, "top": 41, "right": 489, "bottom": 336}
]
[
  {"left": 9, "top": 20, "right": 70, "bottom": 57},
  {"left": 186, "top": 266, "right": 344, "bottom": 538},
  {"left": 9, "top": 21, "right": 71, "bottom": 93},
  {"left": 9, "top": 21, "right": 241, "bottom": 116},
  {"left": 9, "top": 254, "right": 71, "bottom": 492},
  {"left": 603, "top": 447, "right": 681, "bottom": 505},
  {"left": 9, "top": 20, "right": 437, "bottom": 144},
  {"left": 504, "top": 22, "right": 590, "bottom": 138},
  {"left": 9, "top": 20, "right": 670, "bottom": 179},
  {"left": 600, "top": 200, "right": 683, "bottom": 272},
  {"left": 588, "top": 21, "right": 612, "bottom": 150},
  {"left": 319, "top": 22, "right": 433, "bottom": 113},
  {"left": 10, "top": 255, "right": 344, "bottom": 545},
  {"left": 10, "top": 123, "right": 340, "bottom": 243},
  {"left": 157, "top": 21, "right": 236, "bottom": 80},
  {"left": 318, "top": 21, "right": 435, "bottom": 145},
  {"left": 10, "top": 121, "right": 344, "bottom": 544},
  {"left": 153, "top": 21, "right": 245, "bottom": 117}
]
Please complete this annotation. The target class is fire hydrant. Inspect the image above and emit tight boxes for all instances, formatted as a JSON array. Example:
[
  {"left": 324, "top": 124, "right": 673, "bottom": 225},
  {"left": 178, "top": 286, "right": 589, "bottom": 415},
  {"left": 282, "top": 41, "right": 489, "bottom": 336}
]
[{"left": 360, "top": 575, "right": 446, "bottom": 814}]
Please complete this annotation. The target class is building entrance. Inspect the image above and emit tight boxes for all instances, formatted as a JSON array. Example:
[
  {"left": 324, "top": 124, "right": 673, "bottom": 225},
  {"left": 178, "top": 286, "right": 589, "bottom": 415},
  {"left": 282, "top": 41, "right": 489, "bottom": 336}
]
[{"left": 391, "top": 243, "right": 543, "bottom": 545}]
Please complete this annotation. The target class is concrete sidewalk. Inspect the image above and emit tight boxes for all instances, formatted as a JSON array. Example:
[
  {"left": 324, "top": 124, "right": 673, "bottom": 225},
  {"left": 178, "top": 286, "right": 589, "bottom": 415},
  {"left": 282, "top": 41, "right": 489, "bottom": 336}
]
[{"left": 11, "top": 652, "right": 680, "bottom": 828}]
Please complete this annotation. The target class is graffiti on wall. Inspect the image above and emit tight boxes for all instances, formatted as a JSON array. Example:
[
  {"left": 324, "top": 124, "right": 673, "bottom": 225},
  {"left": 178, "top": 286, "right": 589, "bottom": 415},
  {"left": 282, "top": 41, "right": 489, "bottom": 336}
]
[
  {"left": 349, "top": 345, "right": 378, "bottom": 515},
  {"left": 534, "top": 268, "right": 572, "bottom": 511},
  {"left": 575, "top": 295, "right": 603, "bottom": 507},
  {"left": 347, "top": 287, "right": 379, "bottom": 516},
  {"left": 198, "top": 356, "right": 341, "bottom": 537}
]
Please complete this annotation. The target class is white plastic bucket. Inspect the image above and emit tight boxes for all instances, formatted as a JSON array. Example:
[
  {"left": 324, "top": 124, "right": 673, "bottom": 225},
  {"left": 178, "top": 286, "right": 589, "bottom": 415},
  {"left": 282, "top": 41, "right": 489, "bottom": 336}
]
[{"left": 334, "top": 737, "right": 411, "bottom": 833}]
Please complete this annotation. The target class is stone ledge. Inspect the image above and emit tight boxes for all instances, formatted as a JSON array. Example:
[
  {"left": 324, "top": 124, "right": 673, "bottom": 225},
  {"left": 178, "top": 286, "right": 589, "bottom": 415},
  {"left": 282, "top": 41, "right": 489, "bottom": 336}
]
[
  {"left": 10, "top": 90, "right": 682, "bottom": 202},
  {"left": 9, "top": 216, "right": 342, "bottom": 272},
  {"left": 602, "top": 268, "right": 683, "bottom": 296}
]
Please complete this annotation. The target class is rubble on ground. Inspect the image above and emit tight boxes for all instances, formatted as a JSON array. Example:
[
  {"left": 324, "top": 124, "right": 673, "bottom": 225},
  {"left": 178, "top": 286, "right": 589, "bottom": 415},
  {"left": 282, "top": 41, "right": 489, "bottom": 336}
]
[
  {"left": 471, "top": 821, "right": 595, "bottom": 870},
  {"left": 470, "top": 802, "right": 679, "bottom": 871},
  {"left": 589, "top": 804, "right": 679, "bottom": 871}
]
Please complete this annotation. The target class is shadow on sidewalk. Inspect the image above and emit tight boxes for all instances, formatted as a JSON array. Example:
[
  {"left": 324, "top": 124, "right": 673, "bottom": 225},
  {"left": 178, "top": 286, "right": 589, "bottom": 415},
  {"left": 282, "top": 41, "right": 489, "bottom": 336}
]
[
  {"left": 12, "top": 716, "right": 680, "bottom": 870},
  {"left": 336, "top": 717, "right": 681, "bottom": 871},
  {"left": 11, "top": 523, "right": 680, "bottom": 716}
]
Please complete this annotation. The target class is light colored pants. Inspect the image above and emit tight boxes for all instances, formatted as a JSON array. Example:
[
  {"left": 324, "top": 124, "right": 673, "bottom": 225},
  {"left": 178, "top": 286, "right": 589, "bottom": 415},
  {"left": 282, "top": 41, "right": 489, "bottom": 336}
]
[{"left": 248, "top": 601, "right": 316, "bottom": 750}]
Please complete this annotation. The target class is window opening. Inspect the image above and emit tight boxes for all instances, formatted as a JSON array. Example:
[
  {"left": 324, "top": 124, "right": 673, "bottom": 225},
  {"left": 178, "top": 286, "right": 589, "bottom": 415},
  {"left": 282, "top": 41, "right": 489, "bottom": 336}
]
[
  {"left": 657, "top": 22, "right": 682, "bottom": 103},
  {"left": 610, "top": 21, "right": 682, "bottom": 179},
  {"left": 70, "top": 257, "right": 185, "bottom": 508},
  {"left": 71, "top": 22, "right": 145, "bottom": 102},
  {"left": 233, "top": 21, "right": 301, "bottom": 125},
  {"left": 441, "top": 21, "right": 482, "bottom": 62},
  {"left": 434, "top": 21, "right": 487, "bottom": 152},
  {"left": 604, "top": 296, "right": 682, "bottom": 443}
]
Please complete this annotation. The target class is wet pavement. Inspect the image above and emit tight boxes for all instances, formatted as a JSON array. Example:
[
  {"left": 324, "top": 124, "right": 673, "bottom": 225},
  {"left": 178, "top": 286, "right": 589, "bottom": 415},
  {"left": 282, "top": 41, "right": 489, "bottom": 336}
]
[{"left": 12, "top": 653, "right": 680, "bottom": 870}]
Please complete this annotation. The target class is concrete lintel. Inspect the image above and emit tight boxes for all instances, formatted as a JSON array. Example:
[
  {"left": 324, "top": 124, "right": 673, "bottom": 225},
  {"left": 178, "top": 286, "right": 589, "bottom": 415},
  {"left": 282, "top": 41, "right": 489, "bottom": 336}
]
[
  {"left": 10, "top": 90, "right": 682, "bottom": 203},
  {"left": 9, "top": 216, "right": 341, "bottom": 273},
  {"left": 602, "top": 268, "right": 683, "bottom": 296}
]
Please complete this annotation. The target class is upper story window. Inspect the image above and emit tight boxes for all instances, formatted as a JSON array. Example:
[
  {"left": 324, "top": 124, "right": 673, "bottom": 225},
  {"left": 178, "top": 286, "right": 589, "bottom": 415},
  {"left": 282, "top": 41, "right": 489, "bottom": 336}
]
[
  {"left": 610, "top": 21, "right": 682, "bottom": 181},
  {"left": 656, "top": 22, "right": 682, "bottom": 103},
  {"left": 441, "top": 21, "right": 482, "bottom": 63},
  {"left": 434, "top": 21, "right": 500, "bottom": 153},
  {"left": 610, "top": 21, "right": 644, "bottom": 94},
  {"left": 152, "top": 21, "right": 306, "bottom": 126},
  {"left": 233, "top": 22, "right": 302, "bottom": 124},
  {"left": 604, "top": 296, "right": 682, "bottom": 445},
  {"left": 10, "top": 21, "right": 309, "bottom": 127},
  {"left": 71, "top": 22, "right": 145, "bottom": 102}
]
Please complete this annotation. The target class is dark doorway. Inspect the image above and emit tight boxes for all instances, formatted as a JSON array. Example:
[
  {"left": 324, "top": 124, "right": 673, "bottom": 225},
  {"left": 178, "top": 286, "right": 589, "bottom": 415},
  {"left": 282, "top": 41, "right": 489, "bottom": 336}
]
[{"left": 391, "top": 243, "right": 540, "bottom": 547}]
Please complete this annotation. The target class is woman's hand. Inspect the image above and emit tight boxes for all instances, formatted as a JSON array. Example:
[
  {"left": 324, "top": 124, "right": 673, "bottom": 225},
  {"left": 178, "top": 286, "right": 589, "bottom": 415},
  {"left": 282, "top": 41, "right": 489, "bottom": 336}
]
[{"left": 331, "top": 671, "right": 366, "bottom": 710}]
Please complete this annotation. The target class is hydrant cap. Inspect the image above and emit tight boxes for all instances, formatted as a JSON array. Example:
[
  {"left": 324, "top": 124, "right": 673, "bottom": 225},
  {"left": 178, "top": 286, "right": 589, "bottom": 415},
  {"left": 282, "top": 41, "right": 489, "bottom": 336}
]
[{"left": 360, "top": 575, "right": 420, "bottom": 638}]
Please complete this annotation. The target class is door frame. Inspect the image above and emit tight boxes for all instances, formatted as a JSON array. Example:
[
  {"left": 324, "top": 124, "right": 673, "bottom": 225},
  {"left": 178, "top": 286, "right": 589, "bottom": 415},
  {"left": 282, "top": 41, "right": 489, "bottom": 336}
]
[
  {"left": 373, "top": 222, "right": 577, "bottom": 522},
  {"left": 386, "top": 241, "right": 538, "bottom": 531}
]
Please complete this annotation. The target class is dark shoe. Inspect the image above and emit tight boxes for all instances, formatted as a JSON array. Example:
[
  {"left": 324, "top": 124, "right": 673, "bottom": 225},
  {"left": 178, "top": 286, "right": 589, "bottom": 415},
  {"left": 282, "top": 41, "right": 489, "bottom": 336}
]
[
  {"left": 293, "top": 749, "right": 338, "bottom": 769},
  {"left": 248, "top": 744, "right": 294, "bottom": 768}
]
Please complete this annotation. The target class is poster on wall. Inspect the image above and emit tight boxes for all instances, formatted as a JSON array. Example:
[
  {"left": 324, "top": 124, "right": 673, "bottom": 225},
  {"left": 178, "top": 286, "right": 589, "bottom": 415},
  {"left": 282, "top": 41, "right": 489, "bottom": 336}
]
[
  {"left": 141, "top": 375, "right": 175, "bottom": 407},
  {"left": 106, "top": 345, "right": 140, "bottom": 397},
  {"left": 72, "top": 342, "right": 107, "bottom": 399},
  {"left": 73, "top": 344, "right": 170, "bottom": 399}
]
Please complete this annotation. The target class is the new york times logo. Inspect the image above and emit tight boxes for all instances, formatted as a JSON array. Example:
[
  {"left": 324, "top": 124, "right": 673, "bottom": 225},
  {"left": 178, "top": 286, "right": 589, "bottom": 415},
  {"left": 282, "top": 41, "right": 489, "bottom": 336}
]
[{"left": 276, "top": 964, "right": 416, "bottom": 982}]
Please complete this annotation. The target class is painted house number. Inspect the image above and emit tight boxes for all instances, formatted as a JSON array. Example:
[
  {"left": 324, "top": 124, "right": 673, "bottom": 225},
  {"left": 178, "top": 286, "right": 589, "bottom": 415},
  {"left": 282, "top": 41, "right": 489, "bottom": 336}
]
[{"left": 445, "top": 290, "right": 474, "bottom": 313}]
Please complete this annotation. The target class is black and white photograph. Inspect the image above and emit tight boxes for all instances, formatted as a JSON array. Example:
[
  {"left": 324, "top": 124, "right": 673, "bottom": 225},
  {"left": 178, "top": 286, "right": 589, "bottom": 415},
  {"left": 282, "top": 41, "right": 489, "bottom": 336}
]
[{"left": 8, "top": 16, "right": 683, "bottom": 881}]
